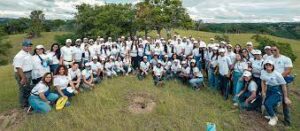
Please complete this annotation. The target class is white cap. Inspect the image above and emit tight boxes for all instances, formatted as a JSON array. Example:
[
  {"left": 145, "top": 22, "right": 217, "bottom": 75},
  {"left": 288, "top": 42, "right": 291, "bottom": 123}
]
[
  {"left": 199, "top": 42, "right": 206, "bottom": 48},
  {"left": 264, "top": 60, "right": 274, "bottom": 65},
  {"left": 121, "top": 36, "right": 125, "bottom": 39},
  {"left": 100, "top": 38, "right": 104, "bottom": 41},
  {"left": 108, "top": 37, "right": 112, "bottom": 39},
  {"left": 36, "top": 45, "right": 44, "bottom": 49},
  {"left": 212, "top": 46, "right": 219, "bottom": 50},
  {"left": 246, "top": 41, "right": 253, "bottom": 46},
  {"left": 110, "top": 56, "right": 115, "bottom": 59},
  {"left": 193, "top": 41, "right": 198, "bottom": 44},
  {"left": 191, "top": 59, "right": 196, "bottom": 63},
  {"left": 264, "top": 46, "right": 271, "bottom": 50},
  {"left": 207, "top": 44, "right": 213, "bottom": 48},
  {"left": 210, "top": 38, "right": 215, "bottom": 41},
  {"left": 252, "top": 50, "right": 262, "bottom": 55},
  {"left": 227, "top": 44, "right": 233, "bottom": 48},
  {"left": 220, "top": 41, "right": 226, "bottom": 45},
  {"left": 174, "top": 59, "right": 179, "bottom": 63},
  {"left": 100, "top": 57, "right": 105, "bottom": 61},
  {"left": 66, "top": 39, "right": 72, "bottom": 43},
  {"left": 181, "top": 61, "right": 187, "bottom": 64},
  {"left": 157, "top": 60, "right": 162, "bottom": 64},
  {"left": 154, "top": 52, "right": 159, "bottom": 56},
  {"left": 243, "top": 71, "right": 252, "bottom": 77},
  {"left": 92, "top": 56, "right": 98, "bottom": 60},
  {"left": 76, "top": 39, "right": 81, "bottom": 42},
  {"left": 164, "top": 55, "right": 168, "bottom": 58},
  {"left": 219, "top": 48, "right": 226, "bottom": 53},
  {"left": 143, "top": 56, "right": 147, "bottom": 59},
  {"left": 85, "top": 63, "right": 91, "bottom": 67}
]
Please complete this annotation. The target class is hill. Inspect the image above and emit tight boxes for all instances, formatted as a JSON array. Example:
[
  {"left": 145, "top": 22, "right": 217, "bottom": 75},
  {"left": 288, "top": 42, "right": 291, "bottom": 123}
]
[{"left": 0, "top": 31, "right": 299, "bottom": 130}]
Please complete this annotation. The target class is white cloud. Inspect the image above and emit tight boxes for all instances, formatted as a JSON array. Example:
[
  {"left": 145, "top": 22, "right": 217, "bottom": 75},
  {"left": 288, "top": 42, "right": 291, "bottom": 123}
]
[{"left": 0, "top": 0, "right": 299, "bottom": 22}]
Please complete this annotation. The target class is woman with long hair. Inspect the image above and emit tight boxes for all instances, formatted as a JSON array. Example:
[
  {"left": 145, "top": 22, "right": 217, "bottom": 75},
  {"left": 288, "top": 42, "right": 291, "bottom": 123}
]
[
  {"left": 48, "top": 43, "right": 60, "bottom": 74},
  {"left": 32, "top": 45, "right": 50, "bottom": 84}
]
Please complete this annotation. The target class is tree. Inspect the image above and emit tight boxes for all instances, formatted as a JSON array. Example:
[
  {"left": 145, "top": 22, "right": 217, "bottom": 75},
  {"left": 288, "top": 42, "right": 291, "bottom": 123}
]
[
  {"left": 28, "top": 10, "right": 45, "bottom": 37},
  {"left": 75, "top": 4, "right": 136, "bottom": 38},
  {"left": 252, "top": 34, "right": 297, "bottom": 62},
  {"left": 0, "top": 26, "right": 12, "bottom": 65}
]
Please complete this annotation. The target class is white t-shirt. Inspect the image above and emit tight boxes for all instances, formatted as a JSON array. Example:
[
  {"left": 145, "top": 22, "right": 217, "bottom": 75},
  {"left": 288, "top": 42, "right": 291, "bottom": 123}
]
[
  {"left": 153, "top": 66, "right": 164, "bottom": 76},
  {"left": 68, "top": 68, "right": 81, "bottom": 80},
  {"left": 13, "top": 50, "right": 33, "bottom": 72},
  {"left": 171, "top": 63, "right": 181, "bottom": 72},
  {"left": 217, "top": 56, "right": 232, "bottom": 76},
  {"left": 73, "top": 47, "right": 83, "bottom": 62},
  {"left": 105, "top": 61, "right": 115, "bottom": 70},
  {"left": 89, "top": 62, "right": 102, "bottom": 74},
  {"left": 47, "top": 51, "right": 60, "bottom": 65},
  {"left": 192, "top": 67, "right": 203, "bottom": 78},
  {"left": 175, "top": 43, "right": 185, "bottom": 55},
  {"left": 53, "top": 75, "right": 69, "bottom": 90},
  {"left": 61, "top": 46, "right": 74, "bottom": 61},
  {"left": 32, "top": 54, "right": 50, "bottom": 79},
  {"left": 234, "top": 61, "right": 248, "bottom": 73},
  {"left": 140, "top": 61, "right": 150, "bottom": 71},
  {"left": 81, "top": 69, "right": 92, "bottom": 80},
  {"left": 114, "top": 61, "right": 124, "bottom": 69},
  {"left": 31, "top": 82, "right": 49, "bottom": 95},
  {"left": 270, "top": 55, "right": 293, "bottom": 74},
  {"left": 181, "top": 66, "right": 191, "bottom": 75},
  {"left": 263, "top": 54, "right": 272, "bottom": 60},
  {"left": 251, "top": 59, "right": 264, "bottom": 77},
  {"left": 247, "top": 81, "right": 258, "bottom": 92},
  {"left": 226, "top": 51, "right": 236, "bottom": 64},
  {"left": 260, "top": 70, "right": 286, "bottom": 86},
  {"left": 184, "top": 43, "right": 193, "bottom": 56}
]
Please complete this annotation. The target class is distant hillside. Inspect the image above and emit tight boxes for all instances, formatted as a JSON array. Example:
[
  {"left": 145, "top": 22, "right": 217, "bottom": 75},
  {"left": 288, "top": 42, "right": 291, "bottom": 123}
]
[{"left": 194, "top": 22, "right": 300, "bottom": 40}]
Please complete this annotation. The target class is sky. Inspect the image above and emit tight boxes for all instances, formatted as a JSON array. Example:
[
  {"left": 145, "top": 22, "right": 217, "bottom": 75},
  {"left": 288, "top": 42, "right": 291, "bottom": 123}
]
[{"left": 0, "top": 0, "right": 299, "bottom": 23}]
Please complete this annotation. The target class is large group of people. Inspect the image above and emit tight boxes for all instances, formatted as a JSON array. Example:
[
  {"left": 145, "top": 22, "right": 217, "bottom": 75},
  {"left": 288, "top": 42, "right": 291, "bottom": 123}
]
[{"left": 13, "top": 34, "right": 294, "bottom": 126}]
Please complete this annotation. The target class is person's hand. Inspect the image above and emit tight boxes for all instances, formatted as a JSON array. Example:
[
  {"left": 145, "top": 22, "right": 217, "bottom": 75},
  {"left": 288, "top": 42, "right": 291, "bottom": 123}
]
[
  {"left": 75, "top": 84, "right": 80, "bottom": 88},
  {"left": 20, "top": 77, "right": 27, "bottom": 86},
  {"left": 284, "top": 97, "right": 292, "bottom": 105}
]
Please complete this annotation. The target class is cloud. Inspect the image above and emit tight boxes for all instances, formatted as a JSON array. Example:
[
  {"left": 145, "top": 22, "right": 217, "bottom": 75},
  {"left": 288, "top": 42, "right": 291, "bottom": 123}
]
[{"left": 0, "top": 0, "right": 299, "bottom": 23}]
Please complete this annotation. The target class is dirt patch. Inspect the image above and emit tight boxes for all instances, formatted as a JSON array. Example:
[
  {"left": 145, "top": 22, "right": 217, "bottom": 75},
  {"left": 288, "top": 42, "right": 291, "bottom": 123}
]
[
  {"left": 127, "top": 91, "right": 156, "bottom": 114},
  {"left": 0, "top": 109, "right": 25, "bottom": 130}
]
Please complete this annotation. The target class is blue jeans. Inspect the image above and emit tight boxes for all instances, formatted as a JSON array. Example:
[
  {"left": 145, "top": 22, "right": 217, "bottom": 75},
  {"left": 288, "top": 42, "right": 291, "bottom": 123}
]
[
  {"left": 264, "top": 85, "right": 282, "bottom": 117},
  {"left": 189, "top": 77, "right": 203, "bottom": 89},
  {"left": 208, "top": 67, "right": 218, "bottom": 90},
  {"left": 50, "top": 64, "right": 59, "bottom": 74},
  {"left": 28, "top": 93, "right": 59, "bottom": 113},
  {"left": 195, "top": 56, "right": 202, "bottom": 70},
  {"left": 57, "top": 89, "right": 75, "bottom": 98},
  {"left": 238, "top": 91, "right": 261, "bottom": 110},
  {"left": 232, "top": 71, "right": 244, "bottom": 102}
]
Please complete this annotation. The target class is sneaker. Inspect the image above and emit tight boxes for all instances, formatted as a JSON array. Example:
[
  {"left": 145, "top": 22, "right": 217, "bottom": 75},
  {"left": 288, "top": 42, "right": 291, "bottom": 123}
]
[
  {"left": 268, "top": 116, "right": 278, "bottom": 126},
  {"left": 264, "top": 116, "right": 271, "bottom": 120},
  {"left": 65, "top": 101, "right": 71, "bottom": 107}
]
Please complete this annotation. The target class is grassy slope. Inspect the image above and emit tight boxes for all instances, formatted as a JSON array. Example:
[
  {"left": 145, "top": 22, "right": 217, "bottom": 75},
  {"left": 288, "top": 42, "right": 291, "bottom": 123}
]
[{"left": 0, "top": 31, "right": 299, "bottom": 130}]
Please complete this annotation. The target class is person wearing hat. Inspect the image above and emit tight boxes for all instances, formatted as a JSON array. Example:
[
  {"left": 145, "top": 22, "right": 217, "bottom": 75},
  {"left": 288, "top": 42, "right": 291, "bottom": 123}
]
[
  {"left": 60, "top": 39, "right": 74, "bottom": 68},
  {"left": 207, "top": 46, "right": 219, "bottom": 89},
  {"left": 32, "top": 45, "right": 50, "bottom": 84},
  {"left": 114, "top": 56, "right": 126, "bottom": 75},
  {"left": 150, "top": 53, "right": 159, "bottom": 68},
  {"left": 260, "top": 60, "right": 291, "bottom": 126},
  {"left": 152, "top": 61, "right": 165, "bottom": 86},
  {"left": 81, "top": 63, "right": 95, "bottom": 90},
  {"left": 269, "top": 45, "right": 293, "bottom": 126},
  {"left": 263, "top": 46, "right": 272, "bottom": 60},
  {"left": 138, "top": 56, "right": 150, "bottom": 80},
  {"left": 28, "top": 72, "right": 59, "bottom": 113},
  {"left": 235, "top": 71, "right": 260, "bottom": 110},
  {"left": 189, "top": 59, "right": 204, "bottom": 90},
  {"left": 178, "top": 60, "right": 191, "bottom": 84},
  {"left": 175, "top": 38, "right": 184, "bottom": 60},
  {"left": 226, "top": 44, "right": 236, "bottom": 64},
  {"left": 161, "top": 55, "right": 172, "bottom": 79},
  {"left": 217, "top": 48, "right": 232, "bottom": 100},
  {"left": 184, "top": 38, "right": 193, "bottom": 56},
  {"left": 13, "top": 40, "right": 34, "bottom": 109},
  {"left": 241, "top": 48, "right": 254, "bottom": 66},
  {"left": 81, "top": 38, "right": 89, "bottom": 50},
  {"left": 170, "top": 59, "right": 182, "bottom": 79},
  {"left": 123, "top": 54, "right": 133, "bottom": 75},
  {"left": 88, "top": 56, "right": 102, "bottom": 83},
  {"left": 251, "top": 50, "right": 264, "bottom": 94},
  {"left": 246, "top": 41, "right": 255, "bottom": 59}
]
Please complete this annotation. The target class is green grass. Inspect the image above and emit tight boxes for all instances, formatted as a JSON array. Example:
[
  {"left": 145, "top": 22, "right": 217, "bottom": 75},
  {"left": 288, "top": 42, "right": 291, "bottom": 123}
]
[{"left": 0, "top": 30, "right": 300, "bottom": 130}]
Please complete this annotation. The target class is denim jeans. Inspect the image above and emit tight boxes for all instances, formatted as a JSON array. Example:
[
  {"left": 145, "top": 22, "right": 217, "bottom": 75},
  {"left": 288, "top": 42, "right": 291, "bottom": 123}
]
[
  {"left": 50, "top": 64, "right": 59, "bottom": 74},
  {"left": 195, "top": 56, "right": 202, "bottom": 70},
  {"left": 232, "top": 71, "right": 244, "bottom": 102},
  {"left": 264, "top": 85, "right": 282, "bottom": 117},
  {"left": 189, "top": 77, "right": 204, "bottom": 89},
  {"left": 238, "top": 91, "right": 261, "bottom": 110},
  {"left": 28, "top": 93, "right": 59, "bottom": 113},
  {"left": 208, "top": 67, "right": 218, "bottom": 90},
  {"left": 280, "top": 87, "right": 291, "bottom": 125}
]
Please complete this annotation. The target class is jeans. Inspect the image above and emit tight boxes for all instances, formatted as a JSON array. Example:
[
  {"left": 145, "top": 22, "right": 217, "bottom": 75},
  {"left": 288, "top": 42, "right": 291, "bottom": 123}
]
[
  {"left": 189, "top": 77, "right": 203, "bottom": 89},
  {"left": 219, "top": 74, "right": 230, "bottom": 100},
  {"left": 15, "top": 71, "right": 33, "bottom": 108},
  {"left": 28, "top": 93, "right": 59, "bottom": 113},
  {"left": 50, "top": 64, "right": 59, "bottom": 74},
  {"left": 238, "top": 91, "right": 261, "bottom": 110},
  {"left": 280, "top": 87, "right": 291, "bottom": 125},
  {"left": 264, "top": 85, "right": 282, "bottom": 117},
  {"left": 153, "top": 76, "right": 163, "bottom": 85},
  {"left": 253, "top": 76, "right": 262, "bottom": 94},
  {"left": 195, "top": 56, "right": 202, "bottom": 70},
  {"left": 208, "top": 67, "right": 218, "bottom": 90},
  {"left": 232, "top": 71, "right": 244, "bottom": 102}
]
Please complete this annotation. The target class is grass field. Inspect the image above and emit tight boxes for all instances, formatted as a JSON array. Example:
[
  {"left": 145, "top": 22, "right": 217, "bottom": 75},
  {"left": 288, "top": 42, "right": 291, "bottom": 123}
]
[{"left": 0, "top": 31, "right": 299, "bottom": 130}]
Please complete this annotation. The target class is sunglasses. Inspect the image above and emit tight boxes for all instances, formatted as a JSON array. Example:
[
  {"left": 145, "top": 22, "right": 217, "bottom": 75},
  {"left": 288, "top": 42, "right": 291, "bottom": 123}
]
[
  {"left": 271, "top": 49, "right": 277, "bottom": 52},
  {"left": 265, "top": 63, "right": 273, "bottom": 66}
]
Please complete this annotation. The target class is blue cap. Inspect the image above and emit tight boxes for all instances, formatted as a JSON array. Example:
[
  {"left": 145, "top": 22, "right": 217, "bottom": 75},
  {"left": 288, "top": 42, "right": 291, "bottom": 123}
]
[{"left": 22, "top": 40, "right": 33, "bottom": 47}]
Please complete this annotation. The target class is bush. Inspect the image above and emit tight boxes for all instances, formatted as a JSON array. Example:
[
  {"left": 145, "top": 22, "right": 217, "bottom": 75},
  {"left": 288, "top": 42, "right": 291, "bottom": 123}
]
[
  {"left": 54, "top": 33, "right": 79, "bottom": 46},
  {"left": 214, "top": 34, "right": 230, "bottom": 43},
  {"left": 0, "top": 27, "right": 12, "bottom": 65},
  {"left": 252, "top": 34, "right": 297, "bottom": 62}
]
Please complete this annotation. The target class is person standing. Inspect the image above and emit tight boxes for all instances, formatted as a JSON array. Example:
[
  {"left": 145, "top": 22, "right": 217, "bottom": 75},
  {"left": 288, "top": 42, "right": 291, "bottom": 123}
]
[
  {"left": 13, "top": 40, "right": 34, "bottom": 109},
  {"left": 60, "top": 39, "right": 74, "bottom": 68}
]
